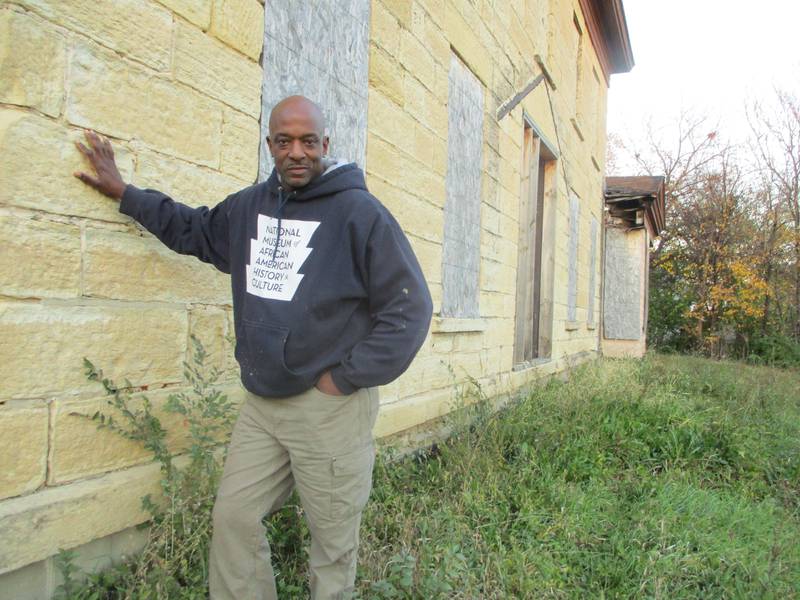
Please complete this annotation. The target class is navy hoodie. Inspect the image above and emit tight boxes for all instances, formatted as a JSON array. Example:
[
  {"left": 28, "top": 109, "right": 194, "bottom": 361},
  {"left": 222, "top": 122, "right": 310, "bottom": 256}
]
[{"left": 119, "top": 163, "right": 433, "bottom": 398}]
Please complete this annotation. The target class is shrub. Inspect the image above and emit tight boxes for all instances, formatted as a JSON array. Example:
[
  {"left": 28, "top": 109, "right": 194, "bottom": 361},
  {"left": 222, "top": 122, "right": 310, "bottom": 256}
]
[{"left": 59, "top": 336, "right": 236, "bottom": 599}]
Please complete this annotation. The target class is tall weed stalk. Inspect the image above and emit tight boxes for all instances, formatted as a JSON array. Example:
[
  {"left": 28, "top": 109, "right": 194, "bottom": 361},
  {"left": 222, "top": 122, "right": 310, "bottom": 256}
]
[{"left": 67, "top": 336, "right": 236, "bottom": 599}]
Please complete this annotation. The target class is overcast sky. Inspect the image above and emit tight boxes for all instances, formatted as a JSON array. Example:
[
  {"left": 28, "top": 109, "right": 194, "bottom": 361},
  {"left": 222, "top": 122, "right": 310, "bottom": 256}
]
[{"left": 607, "top": 0, "right": 800, "bottom": 146}]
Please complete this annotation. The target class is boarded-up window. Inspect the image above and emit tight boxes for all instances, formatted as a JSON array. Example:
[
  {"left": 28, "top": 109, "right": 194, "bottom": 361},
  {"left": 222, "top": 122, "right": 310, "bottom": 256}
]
[
  {"left": 567, "top": 191, "right": 580, "bottom": 322},
  {"left": 514, "top": 120, "right": 556, "bottom": 364},
  {"left": 259, "top": 2, "right": 370, "bottom": 180},
  {"left": 603, "top": 227, "right": 642, "bottom": 339},
  {"left": 441, "top": 53, "right": 483, "bottom": 318},
  {"left": 587, "top": 216, "right": 599, "bottom": 326}
]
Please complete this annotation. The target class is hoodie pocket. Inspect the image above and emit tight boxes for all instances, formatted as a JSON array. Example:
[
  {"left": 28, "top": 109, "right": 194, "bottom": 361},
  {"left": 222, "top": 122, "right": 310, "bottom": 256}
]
[{"left": 238, "top": 319, "right": 307, "bottom": 396}]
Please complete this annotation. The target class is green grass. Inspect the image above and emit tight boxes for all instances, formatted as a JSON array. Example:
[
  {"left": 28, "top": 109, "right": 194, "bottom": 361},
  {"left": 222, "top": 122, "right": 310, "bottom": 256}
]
[
  {"left": 68, "top": 355, "right": 800, "bottom": 598},
  {"left": 336, "top": 355, "right": 799, "bottom": 598}
]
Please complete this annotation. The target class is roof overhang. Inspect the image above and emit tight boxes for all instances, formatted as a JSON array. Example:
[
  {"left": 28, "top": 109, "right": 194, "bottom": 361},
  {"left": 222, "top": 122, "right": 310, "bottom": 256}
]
[
  {"left": 578, "top": 0, "right": 635, "bottom": 83},
  {"left": 605, "top": 176, "right": 666, "bottom": 236}
]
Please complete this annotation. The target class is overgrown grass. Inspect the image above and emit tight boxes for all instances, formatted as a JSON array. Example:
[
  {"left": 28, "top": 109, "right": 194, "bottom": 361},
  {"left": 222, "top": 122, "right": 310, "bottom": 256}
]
[{"left": 67, "top": 354, "right": 800, "bottom": 598}]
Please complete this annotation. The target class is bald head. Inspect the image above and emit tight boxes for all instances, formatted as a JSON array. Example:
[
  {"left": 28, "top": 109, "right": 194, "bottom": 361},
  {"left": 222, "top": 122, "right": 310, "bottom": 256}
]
[
  {"left": 266, "top": 96, "right": 329, "bottom": 190},
  {"left": 268, "top": 95, "right": 325, "bottom": 138}
]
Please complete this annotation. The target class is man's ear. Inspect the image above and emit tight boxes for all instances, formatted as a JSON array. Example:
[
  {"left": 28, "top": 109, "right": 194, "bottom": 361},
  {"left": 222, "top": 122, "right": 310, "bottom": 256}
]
[
  {"left": 266, "top": 136, "right": 274, "bottom": 156},
  {"left": 322, "top": 135, "right": 330, "bottom": 156}
]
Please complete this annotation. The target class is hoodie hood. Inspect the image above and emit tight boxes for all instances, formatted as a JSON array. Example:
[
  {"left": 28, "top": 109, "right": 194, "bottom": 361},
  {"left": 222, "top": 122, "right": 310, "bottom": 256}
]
[{"left": 265, "top": 161, "right": 367, "bottom": 259}]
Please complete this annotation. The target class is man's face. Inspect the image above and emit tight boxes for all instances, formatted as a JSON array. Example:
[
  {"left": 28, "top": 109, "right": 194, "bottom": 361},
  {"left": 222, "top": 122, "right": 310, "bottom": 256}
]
[{"left": 267, "top": 105, "right": 329, "bottom": 191}]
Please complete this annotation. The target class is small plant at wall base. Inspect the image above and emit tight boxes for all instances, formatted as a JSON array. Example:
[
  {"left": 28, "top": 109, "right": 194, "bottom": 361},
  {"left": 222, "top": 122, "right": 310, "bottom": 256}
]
[{"left": 63, "top": 336, "right": 237, "bottom": 598}]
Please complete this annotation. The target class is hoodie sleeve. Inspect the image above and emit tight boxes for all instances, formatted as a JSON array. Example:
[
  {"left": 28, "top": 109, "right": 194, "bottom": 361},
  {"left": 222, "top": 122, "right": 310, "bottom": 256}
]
[
  {"left": 328, "top": 212, "right": 433, "bottom": 394},
  {"left": 119, "top": 184, "right": 232, "bottom": 274}
]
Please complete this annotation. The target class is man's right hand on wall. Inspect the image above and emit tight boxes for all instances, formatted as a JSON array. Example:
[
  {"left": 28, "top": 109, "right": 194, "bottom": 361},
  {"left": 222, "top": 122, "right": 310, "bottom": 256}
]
[{"left": 73, "top": 130, "right": 127, "bottom": 200}]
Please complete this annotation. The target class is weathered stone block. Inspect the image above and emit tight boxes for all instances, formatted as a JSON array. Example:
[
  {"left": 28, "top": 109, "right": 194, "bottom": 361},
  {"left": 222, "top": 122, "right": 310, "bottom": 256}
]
[
  {"left": 83, "top": 227, "right": 231, "bottom": 305},
  {"left": 212, "top": 0, "right": 264, "bottom": 60},
  {"left": 432, "top": 62, "right": 450, "bottom": 104},
  {"left": 188, "top": 306, "right": 228, "bottom": 373},
  {"left": 481, "top": 262, "right": 516, "bottom": 294},
  {"left": 221, "top": 108, "right": 260, "bottom": 182},
  {"left": 444, "top": 3, "right": 491, "bottom": 85},
  {"left": 383, "top": 187, "right": 443, "bottom": 245},
  {"left": 402, "top": 73, "right": 447, "bottom": 138},
  {"left": 452, "top": 331, "right": 484, "bottom": 352},
  {"left": 498, "top": 129, "right": 522, "bottom": 162},
  {"left": 399, "top": 29, "right": 435, "bottom": 91},
  {"left": 369, "top": 47, "right": 405, "bottom": 107},
  {"left": 482, "top": 317, "right": 514, "bottom": 348},
  {"left": 372, "top": 134, "right": 444, "bottom": 202},
  {"left": 0, "top": 216, "right": 81, "bottom": 299},
  {"left": 374, "top": 387, "right": 452, "bottom": 438},
  {"left": 367, "top": 89, "right": 416, "bottom": 147},
  {"left": 508, "top": 11, "right": 534, "bottom": 64},
  {"left": 365, "top": 139, "right": 444, "bottom": 239},
  {"left": 158, "top": 0, "right": 211, "bottom": 28},
  {"left": 0, "top": 7, "right": 66, "bottom": 117},
  {"left": 0, "top": 461, "right": 162, "bottom": 575},
  {"left": 392, "top": 352, "right": 451, "bottom": 399},
  {"left": 175, "top": 21, "right": 263, "bottom": 117},
  {"left": 415, "top": 0, "right": 445, "bottom": 28},
  {"left": 380, "top": 0, "right": 413, "bottom": 30},
  {"left": 432, "top": 136, "right": 447, "bottom": 177},
  {"left": 411, "top": 122, "right": 440, "bottom": 178},
  {"left": 50, "top": 389, "right": 192, "bottom": 484},
  {"left": 0, "top": 109, "right": 134, "bottom": 222},
  {"left": 17, "top": 0, "right": 172, "bottom": 71},
  {"left": 0, "top": 406, "right": 48, "bottom": 500},
  {"left": 412, "top": 5, "right": 448, "bottom": 65},
  {"left": 371, "top": 0, "right": 400, "bottom": 54},
  {"left": 498, "top": 155, "right": 520, "bottom": 194},
  {"left": 133, "top": 150, "right": 248, "bottom": 209},
  {"left": 67, "top": 41, "right": 222, "bottom": 167},
  {"left": 406, "top": 234, "right": 441, "bottom": 284},
  {"left": 0, "top": 303, "right": 187, "bottom": 400}
]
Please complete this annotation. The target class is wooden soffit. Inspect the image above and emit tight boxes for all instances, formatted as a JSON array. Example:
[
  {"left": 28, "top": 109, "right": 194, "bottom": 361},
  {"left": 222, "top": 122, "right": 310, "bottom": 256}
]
[
  {"left": 578, "top": 0, "right": 634, "bottom": 82},
  {"left": 605, "top": 176, "right": 666, "bottom": 235}
]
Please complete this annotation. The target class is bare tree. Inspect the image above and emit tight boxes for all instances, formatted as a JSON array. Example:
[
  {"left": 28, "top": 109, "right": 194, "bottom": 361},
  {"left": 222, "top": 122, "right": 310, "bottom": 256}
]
[
  {"left": 614, "top": 111, "right": 726, "bottom": 265},
  {"left": 749, "top": 90, "right": 800, "bottom": 339}
]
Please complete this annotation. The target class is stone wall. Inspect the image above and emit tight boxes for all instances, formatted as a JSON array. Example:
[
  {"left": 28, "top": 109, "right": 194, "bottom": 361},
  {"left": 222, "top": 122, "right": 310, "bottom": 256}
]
[
  {"left": 366, "top": 0, "right": 607, "bottom": 434},
  {"left": 0, "top": 0, "right": 263, "bottom": 593},
  {"left": 1, "top": 0, "right": 614, "bottom": 594}
]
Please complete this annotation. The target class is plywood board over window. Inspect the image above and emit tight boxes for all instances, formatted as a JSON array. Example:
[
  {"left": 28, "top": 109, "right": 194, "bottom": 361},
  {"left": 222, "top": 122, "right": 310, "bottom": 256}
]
[
  {"left": 567, "top": 190, "right": 581, "bottom": 323},
  {"left": 259, "top": 1, "right": 371, "bottom": 180},
  {"left": 441, "top": 53, "right": 483, "bottom": 319},
  {"left": 603, "top": 227, "right": 642, "bottom": 340},
  {"left": 587, "top": 216, "right": 599, "bottom": 327},
  {"left": 514, "top": 117, "right": 557, "bottom": 365}
]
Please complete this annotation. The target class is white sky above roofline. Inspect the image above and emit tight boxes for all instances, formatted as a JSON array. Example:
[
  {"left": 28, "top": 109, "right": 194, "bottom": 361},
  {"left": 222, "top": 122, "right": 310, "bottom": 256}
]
[{"left": 608, "top": 0, "right": 800, "bottom": 148}]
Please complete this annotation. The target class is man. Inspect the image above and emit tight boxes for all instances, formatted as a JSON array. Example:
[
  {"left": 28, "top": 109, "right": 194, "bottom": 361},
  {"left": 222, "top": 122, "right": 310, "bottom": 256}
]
[{"left": 74, "top": 95, "right": 433, "bottom": 600}]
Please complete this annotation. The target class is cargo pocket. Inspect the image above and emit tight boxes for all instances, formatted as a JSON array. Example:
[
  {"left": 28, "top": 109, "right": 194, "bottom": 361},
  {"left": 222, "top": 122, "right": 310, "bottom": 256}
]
[{"left": 330, "top": 444, "right": 375, "bottom": 521}]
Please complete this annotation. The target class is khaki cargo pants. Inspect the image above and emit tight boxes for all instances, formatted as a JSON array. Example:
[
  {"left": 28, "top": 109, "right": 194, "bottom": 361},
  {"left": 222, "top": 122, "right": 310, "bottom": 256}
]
[{"left": 209, "top": 386, "right": 379, "bottom": 600}]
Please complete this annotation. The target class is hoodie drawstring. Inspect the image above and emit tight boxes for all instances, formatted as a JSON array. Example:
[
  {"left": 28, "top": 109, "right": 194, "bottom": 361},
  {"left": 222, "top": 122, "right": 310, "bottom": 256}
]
[{"left": 273, "top": 187, "right": 292, "bottom": 260}]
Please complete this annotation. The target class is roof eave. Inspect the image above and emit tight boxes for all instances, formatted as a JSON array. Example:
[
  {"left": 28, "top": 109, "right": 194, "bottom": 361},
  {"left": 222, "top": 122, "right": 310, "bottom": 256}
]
[{"left": 578, "top": 0, "right": 635, "bottom": 83}]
